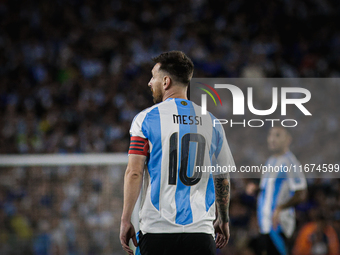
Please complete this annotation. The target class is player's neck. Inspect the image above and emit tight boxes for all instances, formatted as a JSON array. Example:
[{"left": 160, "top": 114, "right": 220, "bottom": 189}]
[
  {"left": 272, "top": 148, "right": 289, "bottom": 157},
  {"left": 163, "top": 89, "right": 188, "bottom": 101}
]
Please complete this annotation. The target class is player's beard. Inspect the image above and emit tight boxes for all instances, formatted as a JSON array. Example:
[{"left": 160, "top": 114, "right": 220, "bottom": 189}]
[
  {"left": 152, "top": 87, "right": 163, "bottom": 104},
  {"left": 269, "top": 144, "right": 285, "bottom": 155}
]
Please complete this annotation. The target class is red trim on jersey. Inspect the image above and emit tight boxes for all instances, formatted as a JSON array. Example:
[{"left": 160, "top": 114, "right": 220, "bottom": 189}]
[{"left": 128, "top": 136, "right": 149, "bottom": 156}]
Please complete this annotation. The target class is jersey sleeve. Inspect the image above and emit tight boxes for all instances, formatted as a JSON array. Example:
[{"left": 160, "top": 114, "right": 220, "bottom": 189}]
[
  {"left": 286, "top": 157, "right": 307, "bottom": 191},
  {"left": 128, "top": 111, "right": 149, "bottom": 156},
  {"left": 130, "top": 112, "right": 147, "bottom": 139}
]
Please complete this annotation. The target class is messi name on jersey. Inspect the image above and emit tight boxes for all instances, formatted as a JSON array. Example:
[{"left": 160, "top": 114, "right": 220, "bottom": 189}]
[{"left": 173, "top": 114, "right": 202, "bottom": 125}]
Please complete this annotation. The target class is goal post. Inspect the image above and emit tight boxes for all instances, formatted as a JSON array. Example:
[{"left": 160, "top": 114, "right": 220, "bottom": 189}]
[
  {"left": 0, "top": 153, "right": 140, "bottom": 255},
  {"left": 0, "top": 153, "right": 128, "bottom": 167}
]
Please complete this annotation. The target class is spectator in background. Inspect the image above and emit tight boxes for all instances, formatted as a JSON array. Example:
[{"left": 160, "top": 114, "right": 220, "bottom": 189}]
[
  {"left": 33, "top": 220, "right": 51, "bottom": 255},
  {"left": 292, "top": 213, "right": 340, "bottom": 255}
]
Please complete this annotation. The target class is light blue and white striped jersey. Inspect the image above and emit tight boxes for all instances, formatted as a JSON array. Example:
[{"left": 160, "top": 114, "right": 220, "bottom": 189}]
[
  {"left": 129, "top": 98, "right": 235, "bottom": 235},
  {"left": 257, "top": 151, "right": 307, "bottom": 238}
]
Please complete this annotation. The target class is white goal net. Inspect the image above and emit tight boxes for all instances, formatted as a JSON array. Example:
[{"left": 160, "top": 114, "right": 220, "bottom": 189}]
[{"left": 0, "top": 153, "right": 133, "bottom": 255}]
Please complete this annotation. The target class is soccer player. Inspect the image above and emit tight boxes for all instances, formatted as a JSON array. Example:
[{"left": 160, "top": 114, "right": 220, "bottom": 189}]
[
  {"left": 119, "top": 51, "right": 235, "bottom": 255},
  {"left": 257, "top": 126, "right": 307, "bottom": 255}
]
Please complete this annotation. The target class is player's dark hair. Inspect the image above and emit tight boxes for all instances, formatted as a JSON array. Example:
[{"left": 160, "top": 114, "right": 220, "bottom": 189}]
[
  {"left": 271, "top": 124, "right": 292, "bottom": 136},
  {"left": 152, "top": 51, "right": 194, "bottom": 86}
]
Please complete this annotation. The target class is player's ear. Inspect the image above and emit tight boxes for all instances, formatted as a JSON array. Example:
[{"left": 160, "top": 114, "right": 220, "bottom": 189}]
[{"left": 163, "top": 76, "right": 171, "bottom": 90}]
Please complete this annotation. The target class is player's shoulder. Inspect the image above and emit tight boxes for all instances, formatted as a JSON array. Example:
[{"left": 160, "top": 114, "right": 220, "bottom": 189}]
[
  {"left": 281, "top": 151, "right": 300, "bottom": 165},
  {"left": 143, "top": 98, "right": 177, "bottom": 112},
  {"left": 185, "top": 100, "right": 224, "bottom": 131},
  {"left": 178, "top": 99, "right": 215, "bottom": 119},
  {"left": 131, "top": 101, "right": 166, "bottom": 125},
  {"left": 139, "top": 103, "right": 160, "bottom": 115},
  {"left": 204, "top": 110, "right": 224, "bottom": 133}
]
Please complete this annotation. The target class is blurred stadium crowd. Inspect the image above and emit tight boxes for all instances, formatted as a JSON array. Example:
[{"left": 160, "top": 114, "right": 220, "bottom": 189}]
[
  {"left": 0, "top": 165, "right": 124, "bottom": 255},
  {"left": 1, "top": 0, "right": 340, "bottom": 254}
]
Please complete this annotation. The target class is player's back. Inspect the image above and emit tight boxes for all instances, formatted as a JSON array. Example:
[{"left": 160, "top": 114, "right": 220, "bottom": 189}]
[{"left": 129, "top": 97, "right": 234, "bottom": 234}]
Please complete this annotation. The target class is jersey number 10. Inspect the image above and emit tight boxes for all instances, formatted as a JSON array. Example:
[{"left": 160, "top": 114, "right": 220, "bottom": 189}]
[{"left": 169, "top": 132, "right": 206, "bottom": 186}]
